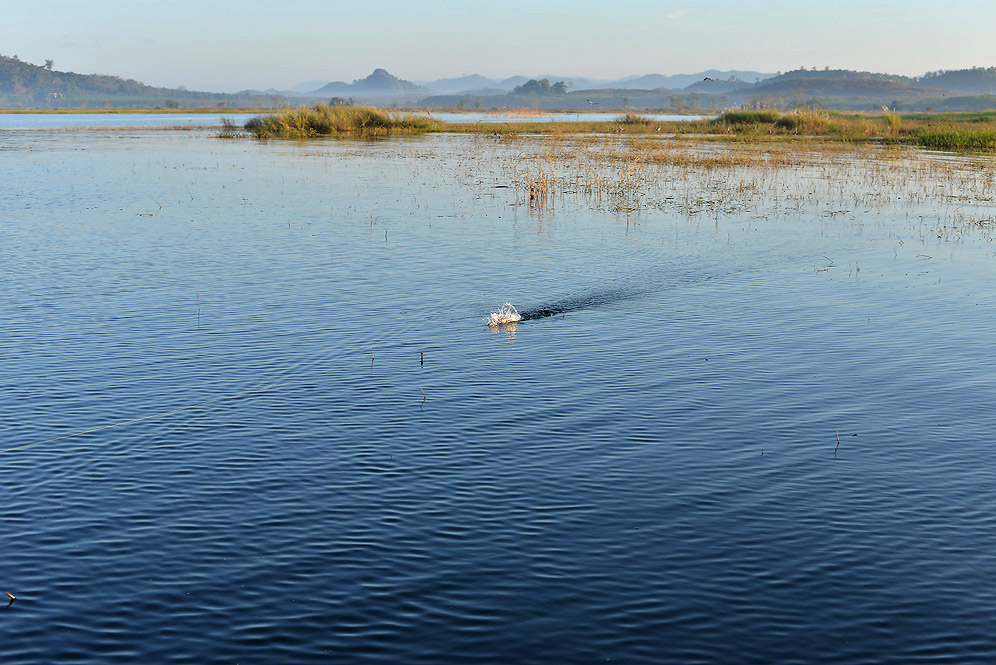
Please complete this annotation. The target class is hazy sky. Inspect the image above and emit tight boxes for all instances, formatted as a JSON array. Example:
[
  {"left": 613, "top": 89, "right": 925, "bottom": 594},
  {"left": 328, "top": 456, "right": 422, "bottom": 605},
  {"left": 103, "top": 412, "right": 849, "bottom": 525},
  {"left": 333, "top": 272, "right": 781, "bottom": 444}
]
[{"left": 4, "top": 0, "right": 996, "bottom": 92}]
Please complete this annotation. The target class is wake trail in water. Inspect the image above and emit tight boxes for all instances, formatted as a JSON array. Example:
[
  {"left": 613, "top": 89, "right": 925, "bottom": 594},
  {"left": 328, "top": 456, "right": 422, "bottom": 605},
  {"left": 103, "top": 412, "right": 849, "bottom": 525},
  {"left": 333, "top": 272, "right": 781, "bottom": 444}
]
[
  {"left": 518, "top": 284, "right": 648, "bottom": 320},
  {"left": 487, "top": 267, "right": 685, "bottom": 325},
  {"left": 490, "top": 255, "right": 780, "bottom": 325}
]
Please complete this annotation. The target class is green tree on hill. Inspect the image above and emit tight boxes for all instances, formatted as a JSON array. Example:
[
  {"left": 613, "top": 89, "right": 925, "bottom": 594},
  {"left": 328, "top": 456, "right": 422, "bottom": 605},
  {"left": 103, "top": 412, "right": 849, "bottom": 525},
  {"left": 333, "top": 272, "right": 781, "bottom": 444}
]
[{"left": 512, "top": 79, "right": 568, "bottom": 96}]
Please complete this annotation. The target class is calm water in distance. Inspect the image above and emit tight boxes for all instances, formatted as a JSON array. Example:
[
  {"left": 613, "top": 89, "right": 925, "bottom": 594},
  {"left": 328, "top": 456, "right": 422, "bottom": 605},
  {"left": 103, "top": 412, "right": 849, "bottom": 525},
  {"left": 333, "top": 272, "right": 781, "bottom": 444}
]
[
  {"left": 2, "top": 128, "right": 996, "bottom": 664},
  {"left": 0, "top": 111, "right": 704, "bottom": 130},
  {"left": 416, "top": 111, "right": 705, "bottom": 123},
  {"left": 0, "top": 113, "right": 259, "bottom": 130}
]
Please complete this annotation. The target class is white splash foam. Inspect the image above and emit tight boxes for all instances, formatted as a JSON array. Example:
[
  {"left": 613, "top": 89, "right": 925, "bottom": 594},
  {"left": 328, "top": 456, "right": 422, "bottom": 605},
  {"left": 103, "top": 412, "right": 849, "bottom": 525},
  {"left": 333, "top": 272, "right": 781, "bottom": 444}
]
[{"left": 487, "top": 302, "right": 521, "bottom": 326}]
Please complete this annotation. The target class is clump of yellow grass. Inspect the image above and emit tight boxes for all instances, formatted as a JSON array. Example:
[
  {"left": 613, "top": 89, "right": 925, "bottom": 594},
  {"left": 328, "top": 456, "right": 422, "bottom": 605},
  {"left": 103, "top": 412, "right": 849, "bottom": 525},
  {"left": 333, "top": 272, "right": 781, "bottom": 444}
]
[{"left": 244, "top": 104, "right": 440, "bottom": 139}]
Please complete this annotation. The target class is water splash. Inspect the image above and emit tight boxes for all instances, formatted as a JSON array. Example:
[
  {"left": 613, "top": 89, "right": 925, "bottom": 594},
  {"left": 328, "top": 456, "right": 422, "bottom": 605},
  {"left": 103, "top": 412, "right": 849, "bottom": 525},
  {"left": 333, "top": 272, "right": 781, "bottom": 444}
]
[{"left": 487, "top": 302, "right": 522, "bottom": 326}]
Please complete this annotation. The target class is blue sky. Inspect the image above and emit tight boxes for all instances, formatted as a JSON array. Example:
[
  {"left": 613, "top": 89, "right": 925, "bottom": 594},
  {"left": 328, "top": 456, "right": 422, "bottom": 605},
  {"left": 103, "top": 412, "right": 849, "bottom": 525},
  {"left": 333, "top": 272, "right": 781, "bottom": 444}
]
[{"left": 4, "top": 0, "right": 995, "bottom": 92}]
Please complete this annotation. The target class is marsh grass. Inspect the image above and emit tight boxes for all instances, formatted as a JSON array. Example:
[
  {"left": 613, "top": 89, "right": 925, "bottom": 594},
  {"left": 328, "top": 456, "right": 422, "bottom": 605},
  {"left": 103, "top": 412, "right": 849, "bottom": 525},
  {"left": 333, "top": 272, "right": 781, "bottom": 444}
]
[
  {"left": 479, "top": 131, "right": 996, "bottom": 243},
  {"left": 879, "top": 112, "right": 903, "bottom": 137},
  {"left": 914, "top": 127, "right": 996, "bottom": 149},
  {"left": 241, "top": 104, "right": 996, "bottom": 151},
  {"left": 714, "top": 110, "right": 781, "bottom": 125},
  {"left": 773, "top": 109, "right": 837, "bottom": 133},
  {"left": 217, "top": 115, "right": 250, "bottom": 139},
  {"left": 617, "top": 113, "right": 654, "bottom": 125},
  {"left": 245, "top": 104, "right": 441, "bottom": 138}
]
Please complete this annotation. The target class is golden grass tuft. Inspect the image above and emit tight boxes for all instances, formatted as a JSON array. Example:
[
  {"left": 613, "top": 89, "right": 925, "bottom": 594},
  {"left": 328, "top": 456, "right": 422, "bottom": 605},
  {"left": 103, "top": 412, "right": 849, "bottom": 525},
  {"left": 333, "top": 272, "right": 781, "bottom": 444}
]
[{"left": 245, "top": 104, "right": 441, "bottom": 138}]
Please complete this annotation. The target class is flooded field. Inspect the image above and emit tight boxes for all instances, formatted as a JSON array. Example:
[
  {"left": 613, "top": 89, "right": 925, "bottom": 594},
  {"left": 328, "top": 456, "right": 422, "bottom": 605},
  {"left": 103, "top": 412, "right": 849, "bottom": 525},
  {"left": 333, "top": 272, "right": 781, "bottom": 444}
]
[{"left": 2, "top": 126, "right": 996, "bottom": 664}]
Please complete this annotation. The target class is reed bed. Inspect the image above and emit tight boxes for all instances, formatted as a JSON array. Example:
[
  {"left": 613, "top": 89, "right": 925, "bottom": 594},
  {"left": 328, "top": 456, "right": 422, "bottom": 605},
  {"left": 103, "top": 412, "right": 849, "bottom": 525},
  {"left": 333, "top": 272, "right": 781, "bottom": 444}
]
[
  {"left": 773, "top": 109, "right": 837, "bottom": 133},
  {"left": 244, "top": 104, "right": 441, "bottom": 138},
  {"left": 617, "top": 113, "right": 655, "bottom": 125},
  {"left": 913, "top": 127, "right": 996, "bottom": 149},
  {"left": 713, "top": 110, "right": 781, "bottom": 125},
  {"left": 702, "top": 109, "right": 996, "bottom": 146},
  {"left": 240, "top": 103, "right": 996, "bottom": 150}
]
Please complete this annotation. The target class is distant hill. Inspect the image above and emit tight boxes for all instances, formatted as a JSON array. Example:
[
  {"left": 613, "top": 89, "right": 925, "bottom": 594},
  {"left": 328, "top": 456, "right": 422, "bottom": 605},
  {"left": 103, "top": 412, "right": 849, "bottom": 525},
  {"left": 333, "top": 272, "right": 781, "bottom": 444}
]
[
  {"left": 0, "top": 54, "right": 283, "bottom": 109},
  {"left": 925, "top": 93, "right": 996, "bottom": 111},
  {"left": 421, "top": 74, "right": 496, "bottom": 93},
  {"left": 263, "top": 65, "right": 996, "bottom": 112},
  {"left": 291, "top": 79, "right": 331, "bottom": 94},
  {"left": 286, "top": 70, "right": 777, "bottom": 100},
  {"left": 725, "top": 68, "right": 956, "bottom": 110},
  {"left": 598, "top": 70, "right": 774, "bottom": 90},
  {"left": 414, "top": 70, "right": 776, "bottom": 96},
  {"left": 419, "top": 84, "right": 709, "bottom": 112},
  {"left": 418, "top": 66, "right": 996, "bottom": 113},
  {"left": 746, "top": 76, "right": 931, "bottom": 98},
  {"left": 532, "top": 75, "right": 607, "bottom": 90},
  {"left": 773, "top": 68, "right": 913, "bottom": 85},
  {"left": 917, "top": 67, "right": 996, "bottom": 94},
  {"left": 601, "top": 74, "right": 672, "bottom": 90},
  {"left": 315, "top": 69, "right": 430, "bottom": 96},
  {"left": 10, "top": 57, "right": 996, "bottom": 113},
  {"left": 493, "top": 76, "right": 532, "bottom": 91},
  {"left": 682, "top": 77, "right": 750, "bottom": 94}
]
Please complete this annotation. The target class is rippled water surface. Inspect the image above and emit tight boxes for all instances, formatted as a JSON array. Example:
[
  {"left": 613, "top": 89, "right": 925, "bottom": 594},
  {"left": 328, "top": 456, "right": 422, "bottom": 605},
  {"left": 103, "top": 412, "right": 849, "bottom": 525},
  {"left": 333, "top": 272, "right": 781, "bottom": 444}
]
[
  {"left": 415, "top": 111, "right": 705, "bottom": 123},
  {"left": 0, "top": 113, "right": 258, "bottom": 130},
  {"left": 0, "top": 112, "right": 702, "bottom": 131},
  {"left": 2, "top": 129, "right": 996, "bottom": 664}
]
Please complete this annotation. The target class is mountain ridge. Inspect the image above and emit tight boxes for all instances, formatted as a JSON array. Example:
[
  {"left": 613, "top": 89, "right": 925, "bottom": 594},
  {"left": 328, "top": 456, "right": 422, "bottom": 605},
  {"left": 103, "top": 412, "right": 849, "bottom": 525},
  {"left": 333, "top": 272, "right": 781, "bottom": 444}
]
[{"left": 5, "top": 57, "right": 996, "bottom": 112}]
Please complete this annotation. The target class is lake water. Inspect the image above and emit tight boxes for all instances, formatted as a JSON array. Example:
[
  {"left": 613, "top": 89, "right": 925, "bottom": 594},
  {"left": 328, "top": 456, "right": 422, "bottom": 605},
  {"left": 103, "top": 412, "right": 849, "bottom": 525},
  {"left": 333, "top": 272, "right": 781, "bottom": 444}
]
[
  {"left": 0, "top": 113, "right": 259, "bottom": 130},
  {"left": 0, "top": 111, "right": 703, "bottom": 130},
  {"left": 2, "top": 127, "right": 996, "bottom": 664},
  {"left": 416, "top": 111, "right": 705, "bottom": 123}
]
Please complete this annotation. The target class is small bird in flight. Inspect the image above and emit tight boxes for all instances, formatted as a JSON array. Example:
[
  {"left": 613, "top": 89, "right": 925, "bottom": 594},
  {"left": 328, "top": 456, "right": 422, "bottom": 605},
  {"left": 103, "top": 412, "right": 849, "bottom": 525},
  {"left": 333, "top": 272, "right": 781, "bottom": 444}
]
[{"left": 586, "top": 98, "right": 598, "bottom": 105}]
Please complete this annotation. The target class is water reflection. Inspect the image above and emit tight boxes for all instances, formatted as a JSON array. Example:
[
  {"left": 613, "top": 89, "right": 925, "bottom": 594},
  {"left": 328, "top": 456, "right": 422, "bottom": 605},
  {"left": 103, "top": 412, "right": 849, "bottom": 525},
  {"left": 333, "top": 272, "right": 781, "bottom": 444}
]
[{"left": 489, "top": 320, "right": 519, "bottom": 343}]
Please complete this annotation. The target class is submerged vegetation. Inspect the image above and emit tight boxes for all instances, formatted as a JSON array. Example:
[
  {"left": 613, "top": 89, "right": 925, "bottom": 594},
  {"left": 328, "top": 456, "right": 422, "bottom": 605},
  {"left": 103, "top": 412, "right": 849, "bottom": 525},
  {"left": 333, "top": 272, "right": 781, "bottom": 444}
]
[
  {"left": 492, "top": 133, "right": 996, "bottom": 243},
  {"left": 244, "top": 104, "right": 440, "bottom": 138}
]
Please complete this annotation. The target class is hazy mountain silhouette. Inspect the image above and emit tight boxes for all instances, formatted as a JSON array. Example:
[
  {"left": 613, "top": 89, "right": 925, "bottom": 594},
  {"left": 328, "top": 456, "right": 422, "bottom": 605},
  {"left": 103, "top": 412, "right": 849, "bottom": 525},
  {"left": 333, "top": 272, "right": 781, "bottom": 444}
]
[
  {"left": 417, "top": 74, "right": 495, "bottom": 93},
  {"left": 315, "top": 69, "right": 430, "bottom": 95},
  {"left": 291, "top": 79, "right": 331, "bottom": 93},
  {"left": 743, "top": 69, "right": 935, "bottom": 98},
  {"left": 916, "top": 67, "right": 996, "bottom": 94},
  {"left": 293, "top": 70, "right": 776, "bottom": 96},
  {"left": 6, "top": 56, "right": 996, "bottom": 112},
  {"left": 0, "top": 53, "right": 283, "bottom": 108}
]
